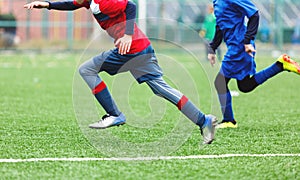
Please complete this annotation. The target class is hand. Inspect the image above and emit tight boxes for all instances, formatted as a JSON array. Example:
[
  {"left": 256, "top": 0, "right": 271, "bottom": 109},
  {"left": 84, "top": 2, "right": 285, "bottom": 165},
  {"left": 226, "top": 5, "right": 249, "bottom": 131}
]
[
  {"left": 208, "top": 53, "right": 216, "bottom": 67},
  {"left": 24, "top": 1, "right": 49, "bottom": 9},
  {"left": 244, "top": 44, "right": 256, "bottom": 57},
  {"left": 115, "top": 34, "right": 132, "bottom": 55}
]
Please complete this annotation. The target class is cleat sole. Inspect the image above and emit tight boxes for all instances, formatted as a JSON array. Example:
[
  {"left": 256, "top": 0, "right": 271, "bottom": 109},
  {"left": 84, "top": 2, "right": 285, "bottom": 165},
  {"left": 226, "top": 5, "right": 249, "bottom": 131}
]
[{"left": 89, "top": 122, "right": 126, "bottom": 129}]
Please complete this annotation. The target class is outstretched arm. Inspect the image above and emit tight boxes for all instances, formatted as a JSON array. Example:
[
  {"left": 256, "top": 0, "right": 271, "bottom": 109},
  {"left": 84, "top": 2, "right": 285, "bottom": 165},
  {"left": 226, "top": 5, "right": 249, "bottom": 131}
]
[{"left": 24, "top": 0, "right": 83, "bottom": 11}]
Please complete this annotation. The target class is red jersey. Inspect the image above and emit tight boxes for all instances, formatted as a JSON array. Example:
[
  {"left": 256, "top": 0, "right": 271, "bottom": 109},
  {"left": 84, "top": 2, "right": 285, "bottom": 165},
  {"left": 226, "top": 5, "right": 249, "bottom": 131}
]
[{"left": 74, "top": 0, "right": 150, "bottom": 54}]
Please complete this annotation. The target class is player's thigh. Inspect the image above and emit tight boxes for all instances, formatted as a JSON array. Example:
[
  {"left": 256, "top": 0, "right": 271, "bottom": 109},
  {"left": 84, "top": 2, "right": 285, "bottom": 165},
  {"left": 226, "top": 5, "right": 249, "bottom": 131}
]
[
  {"left": 129, "top": 53, "right": 163, "bottom": 83},
  {"left": 93, "top": 49, "right": 128, "bottom": 75}
]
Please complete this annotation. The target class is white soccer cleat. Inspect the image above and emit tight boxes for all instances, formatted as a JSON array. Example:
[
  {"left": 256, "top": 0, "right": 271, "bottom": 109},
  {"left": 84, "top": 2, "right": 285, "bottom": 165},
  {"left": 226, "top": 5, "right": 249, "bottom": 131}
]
[
  {"left": 89, "top": 113, "right": 126, "bottom": 129},
  {"left": 201, "top": 114, "right": 217, "bottom": 144}
]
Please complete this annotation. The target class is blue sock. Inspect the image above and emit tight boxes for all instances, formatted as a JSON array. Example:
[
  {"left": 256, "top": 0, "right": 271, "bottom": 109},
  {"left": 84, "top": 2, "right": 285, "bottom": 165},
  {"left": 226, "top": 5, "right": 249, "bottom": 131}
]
[
  {"left": 254, "top": 63, "right": 282, "bottom": 84},
  {"left": 93, "top": 81, "right": 121, "bottom": 116},
  {"left": 218, "top": 92, "right": 234, "bottom": 121}
]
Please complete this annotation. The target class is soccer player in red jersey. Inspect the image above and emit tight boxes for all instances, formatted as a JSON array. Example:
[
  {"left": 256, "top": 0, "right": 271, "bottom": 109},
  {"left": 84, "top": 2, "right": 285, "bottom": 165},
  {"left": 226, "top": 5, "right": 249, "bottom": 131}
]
[{"left": 24, "top": 0, "right": 217, "bottom": 144}]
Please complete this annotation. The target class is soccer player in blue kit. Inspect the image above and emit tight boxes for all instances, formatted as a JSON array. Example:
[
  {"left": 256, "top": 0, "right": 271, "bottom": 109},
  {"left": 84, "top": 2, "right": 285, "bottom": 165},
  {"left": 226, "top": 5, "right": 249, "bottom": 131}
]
[
  {"left": 24, "top": 0, "right": 217, "bottom": 144},
  {"left": 208, "top": 0, "right": 300, "bottom": 128}
]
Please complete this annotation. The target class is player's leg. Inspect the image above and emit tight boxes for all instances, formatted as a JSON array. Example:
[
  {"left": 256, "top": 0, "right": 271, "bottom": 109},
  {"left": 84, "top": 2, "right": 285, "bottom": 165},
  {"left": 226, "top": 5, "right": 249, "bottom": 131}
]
[
  {"left": 78, "top": 50, "right": 125, "bottom": 129},
  {"left": 129, "top": 45, "right": 217, "bottom": 144},
  {"left": 146, "top": 77, "right": 217, "bottom": 144},
  {"left": 146, "top": 78, "right": 205, "bottom": 126},
  {"left": 237, "top": 54, "right": 300, "bottom": 92},
  {"left": 214, "top": 72, "right": 237, "bottom": 128},
  {"left": 252, "top": 54, "right": 300, "bottom": 87},
  {"left": 251, "top": 60, "right": 284, "bottom": 86},
  {"left": 236, "top": 75, "right": 259, "bottom": 93}
]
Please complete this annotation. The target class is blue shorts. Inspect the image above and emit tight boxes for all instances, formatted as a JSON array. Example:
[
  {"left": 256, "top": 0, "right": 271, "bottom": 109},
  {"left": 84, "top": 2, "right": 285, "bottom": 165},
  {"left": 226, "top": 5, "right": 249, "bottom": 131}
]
[
  {"left": 221, "top": 51, "right": 256, "bottom": 80},
  {"left": 93, "top": 45, "right": 163, "bottom": 83}
]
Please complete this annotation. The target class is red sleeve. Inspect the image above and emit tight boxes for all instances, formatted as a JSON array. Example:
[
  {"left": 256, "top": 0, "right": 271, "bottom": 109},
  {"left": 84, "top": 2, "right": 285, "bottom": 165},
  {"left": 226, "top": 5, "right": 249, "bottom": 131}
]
[
  {"left": 73, "top": 0, "right": 90, "bottom": 9},
  {"left": 95, "top": 0, "right": 128, "bottom": 18}
]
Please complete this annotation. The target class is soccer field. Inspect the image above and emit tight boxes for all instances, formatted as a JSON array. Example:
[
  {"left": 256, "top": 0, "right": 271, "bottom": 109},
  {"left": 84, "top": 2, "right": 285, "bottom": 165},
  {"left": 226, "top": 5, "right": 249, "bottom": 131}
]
[{"left": 0, "top": 50, "right": 299, "bottom": 179}]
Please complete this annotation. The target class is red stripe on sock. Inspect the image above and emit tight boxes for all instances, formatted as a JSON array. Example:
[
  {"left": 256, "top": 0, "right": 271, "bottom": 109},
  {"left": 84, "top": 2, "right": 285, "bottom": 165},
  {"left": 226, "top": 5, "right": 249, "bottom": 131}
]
[
  {"left": 92, "top": 81, "right": 107, "bottom": 94},
  {"left": 177, "top": 95, "right": 188, "bottom": 110}
]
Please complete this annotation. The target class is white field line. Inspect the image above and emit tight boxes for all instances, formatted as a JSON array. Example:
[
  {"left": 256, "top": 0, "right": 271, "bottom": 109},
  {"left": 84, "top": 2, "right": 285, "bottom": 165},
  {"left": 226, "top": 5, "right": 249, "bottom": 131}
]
[{"left": 1, "top": 154, "right": 300, "bottom": 163}]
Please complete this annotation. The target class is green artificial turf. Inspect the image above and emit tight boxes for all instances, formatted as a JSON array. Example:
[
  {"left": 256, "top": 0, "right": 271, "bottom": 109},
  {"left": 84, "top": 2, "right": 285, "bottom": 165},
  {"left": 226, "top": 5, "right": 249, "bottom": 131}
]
[{"left": 0, "top": 51, "right": 299, "bottom": 179}]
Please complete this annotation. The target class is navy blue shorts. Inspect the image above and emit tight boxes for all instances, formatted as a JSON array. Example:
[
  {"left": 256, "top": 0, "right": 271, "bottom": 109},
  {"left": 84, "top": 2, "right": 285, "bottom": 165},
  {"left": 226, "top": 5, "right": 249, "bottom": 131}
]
[{"left": 93, "top": 45, "right": 163, "bottom": 83}]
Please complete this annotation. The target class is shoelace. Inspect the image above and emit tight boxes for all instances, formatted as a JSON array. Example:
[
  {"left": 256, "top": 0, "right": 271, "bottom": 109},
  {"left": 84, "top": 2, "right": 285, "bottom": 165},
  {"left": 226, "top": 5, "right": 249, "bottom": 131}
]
[{"left": 98, "top": 114, "right": 110, "bottom": 123}]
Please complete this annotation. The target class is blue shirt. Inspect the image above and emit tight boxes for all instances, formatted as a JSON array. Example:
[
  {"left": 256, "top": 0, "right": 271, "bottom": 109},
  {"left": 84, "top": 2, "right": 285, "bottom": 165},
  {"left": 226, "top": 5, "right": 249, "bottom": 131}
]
[{"left": 213, "top": 0, "right": 258, "bottom": 80}]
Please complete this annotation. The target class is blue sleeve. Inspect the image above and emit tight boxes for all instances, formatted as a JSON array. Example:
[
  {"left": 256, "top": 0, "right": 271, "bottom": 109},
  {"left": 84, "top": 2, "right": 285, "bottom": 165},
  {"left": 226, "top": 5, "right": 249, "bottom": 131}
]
[
  {"left": 244, "top": 11, "right": 259, "bottom": 44},
  {"left": 209, "top": 25, "right": 223, "bottom": 54},
  {"left": 124, "top": 1, "right": 136, "bottom": 35},
  {"left": 46, "top": 0, "right": 81, "bottom": 11}
]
